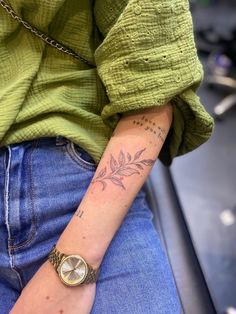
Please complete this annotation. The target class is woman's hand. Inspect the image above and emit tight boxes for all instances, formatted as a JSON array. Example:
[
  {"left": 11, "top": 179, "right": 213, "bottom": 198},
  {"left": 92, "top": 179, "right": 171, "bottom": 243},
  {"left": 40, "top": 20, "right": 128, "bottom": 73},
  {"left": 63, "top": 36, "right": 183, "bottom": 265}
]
[{"left": 10, "top": 259, "right": 96, "bottom": 314}]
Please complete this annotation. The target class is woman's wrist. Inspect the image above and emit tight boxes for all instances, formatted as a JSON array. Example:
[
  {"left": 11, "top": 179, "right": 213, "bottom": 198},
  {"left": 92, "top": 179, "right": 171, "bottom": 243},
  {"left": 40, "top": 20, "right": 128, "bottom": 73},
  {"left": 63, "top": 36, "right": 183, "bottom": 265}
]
[
  {"left": 55, "top": 233, "right": 104, "bottom": 269},
  {"left": 53, "top": 244, "right": 103, "bottom": 270}
]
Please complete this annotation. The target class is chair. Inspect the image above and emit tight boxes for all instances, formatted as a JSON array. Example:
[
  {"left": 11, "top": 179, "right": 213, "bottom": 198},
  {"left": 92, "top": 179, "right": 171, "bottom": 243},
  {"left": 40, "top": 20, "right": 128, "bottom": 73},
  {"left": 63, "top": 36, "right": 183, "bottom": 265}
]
[
  {"left": 143, "top": 161, "right": 217, "bottom": 314},
  {"left": 206, "top": 74, "right": 236, "bottom": 118}
]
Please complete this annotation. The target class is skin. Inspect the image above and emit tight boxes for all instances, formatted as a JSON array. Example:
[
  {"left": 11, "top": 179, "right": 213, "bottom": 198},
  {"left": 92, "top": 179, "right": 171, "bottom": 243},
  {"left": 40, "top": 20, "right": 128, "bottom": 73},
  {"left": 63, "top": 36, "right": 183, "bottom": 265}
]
[{"left": 10, "top": 103, "right": 173, "bottom": 314}]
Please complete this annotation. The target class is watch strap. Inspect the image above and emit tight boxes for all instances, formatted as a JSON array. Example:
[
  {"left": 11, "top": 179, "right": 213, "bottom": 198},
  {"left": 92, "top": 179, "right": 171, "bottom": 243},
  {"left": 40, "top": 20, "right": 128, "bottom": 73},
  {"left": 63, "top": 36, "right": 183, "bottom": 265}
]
[
  {"left": 82, "top": 263, "right": 100, "bottom": 284},
  {"left": 48, "top": 244, "right": 66, "bottom": 271}
]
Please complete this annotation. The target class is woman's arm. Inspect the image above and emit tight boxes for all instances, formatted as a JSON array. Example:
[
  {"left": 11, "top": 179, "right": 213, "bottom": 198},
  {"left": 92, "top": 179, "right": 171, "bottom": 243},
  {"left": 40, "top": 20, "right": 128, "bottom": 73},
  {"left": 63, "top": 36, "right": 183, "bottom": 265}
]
[
  {"left": 56, "top": 102, "right": 173, "bottom": 268},
  {"left": 10, "top": 103, "right": 173, "bottom": 314}
]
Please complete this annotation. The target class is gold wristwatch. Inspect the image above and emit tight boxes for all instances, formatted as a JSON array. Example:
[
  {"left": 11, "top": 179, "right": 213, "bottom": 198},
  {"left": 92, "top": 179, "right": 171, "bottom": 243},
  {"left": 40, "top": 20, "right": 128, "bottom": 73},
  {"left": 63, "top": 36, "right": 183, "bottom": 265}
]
[{"left": 48, "top": 244, "right": 100, "bottom": 286}]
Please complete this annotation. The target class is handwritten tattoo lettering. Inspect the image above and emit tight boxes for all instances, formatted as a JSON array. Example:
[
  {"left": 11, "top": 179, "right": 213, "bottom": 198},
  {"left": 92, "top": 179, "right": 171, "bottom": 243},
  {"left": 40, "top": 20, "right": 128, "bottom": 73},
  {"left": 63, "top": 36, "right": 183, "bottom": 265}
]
[
  {"left": 132, "top": 115, "right": 166, "bottom": 143},
  {"left": 91, "top": 148, "right": 155, "bottom": 190}
]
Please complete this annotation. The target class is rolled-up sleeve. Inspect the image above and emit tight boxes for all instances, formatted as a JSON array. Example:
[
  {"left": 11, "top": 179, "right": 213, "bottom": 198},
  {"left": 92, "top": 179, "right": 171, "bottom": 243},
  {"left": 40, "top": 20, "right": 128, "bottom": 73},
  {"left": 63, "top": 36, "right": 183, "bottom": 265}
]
[{"left": 94, "top": 0, "right": 215, "bottom": 166}]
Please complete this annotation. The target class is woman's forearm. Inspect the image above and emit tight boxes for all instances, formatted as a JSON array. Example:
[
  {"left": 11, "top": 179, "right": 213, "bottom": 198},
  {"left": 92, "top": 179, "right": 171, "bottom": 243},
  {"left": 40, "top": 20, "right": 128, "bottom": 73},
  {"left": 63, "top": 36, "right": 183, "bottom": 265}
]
[{"left": 56, "top": 103, "right": 173, "bottom": 269}]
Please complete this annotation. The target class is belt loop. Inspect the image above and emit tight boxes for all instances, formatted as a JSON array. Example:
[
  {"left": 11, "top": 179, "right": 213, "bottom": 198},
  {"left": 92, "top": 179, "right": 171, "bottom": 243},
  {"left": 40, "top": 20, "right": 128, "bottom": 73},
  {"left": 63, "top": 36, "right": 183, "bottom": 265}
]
[{"left": 55, "top": 136, "right": 69, "bottom": 146}]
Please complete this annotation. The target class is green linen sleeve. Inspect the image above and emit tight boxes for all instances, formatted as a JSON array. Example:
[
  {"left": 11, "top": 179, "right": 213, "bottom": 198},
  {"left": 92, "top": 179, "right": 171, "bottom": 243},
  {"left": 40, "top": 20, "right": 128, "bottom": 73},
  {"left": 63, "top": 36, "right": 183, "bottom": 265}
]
[{"left": 93, "top": 0, "right": 215, "bottom": 166}]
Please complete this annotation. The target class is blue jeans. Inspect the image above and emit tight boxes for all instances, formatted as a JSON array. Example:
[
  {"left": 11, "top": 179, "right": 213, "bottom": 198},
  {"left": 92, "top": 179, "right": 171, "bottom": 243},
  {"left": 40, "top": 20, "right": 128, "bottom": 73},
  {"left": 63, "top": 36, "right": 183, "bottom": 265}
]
[{"left": 0, "top": 136, "right": 181, "bottom": 313}]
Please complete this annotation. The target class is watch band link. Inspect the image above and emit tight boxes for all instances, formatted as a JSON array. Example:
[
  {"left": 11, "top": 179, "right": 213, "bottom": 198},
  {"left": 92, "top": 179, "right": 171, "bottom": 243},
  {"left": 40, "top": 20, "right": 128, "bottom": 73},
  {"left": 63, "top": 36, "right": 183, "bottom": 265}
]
[
  {"left": 82, "top": 264, "right": 100, "bottom": 284},
  {"left": 48, "top": 244, "right": 65, "bottom": 270}
]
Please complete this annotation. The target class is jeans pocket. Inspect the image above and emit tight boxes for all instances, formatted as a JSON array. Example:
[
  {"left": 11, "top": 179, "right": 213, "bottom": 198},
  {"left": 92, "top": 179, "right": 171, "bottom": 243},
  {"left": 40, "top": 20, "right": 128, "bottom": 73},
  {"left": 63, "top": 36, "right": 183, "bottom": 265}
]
[{"left": 64, "top": 140, "right": 97, "bottom": 171}]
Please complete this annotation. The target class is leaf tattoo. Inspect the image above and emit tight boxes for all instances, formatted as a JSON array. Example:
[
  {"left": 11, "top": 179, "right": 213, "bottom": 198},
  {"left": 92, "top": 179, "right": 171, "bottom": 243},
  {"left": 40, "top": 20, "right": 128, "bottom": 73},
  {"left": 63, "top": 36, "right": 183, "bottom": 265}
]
[
  {"left": 134, "top": 148, "right": 146, "bottom": 161},
  {"left": 118, "top": 150, "right": 125, "bottom": 166},
  {"left": 91, "top": 148, "right": 156, "bottom": 190},
  {"left": 127, "top": 152, "right": 132, "bottom": 162},
  {"left": 110, "top": 177, "right": 125, "bottom": 189},
  {"left": 110, "top": 155, "right": 118, "bottom": 172},
  {"left": 96, "top": 166, "right": 107, "bottom": 179},
  {"left": 141, "top": 159, "right": 156, "bottom": 166},
  {"left": 116, "top": 167, "right": 139, "bottom": 176}
]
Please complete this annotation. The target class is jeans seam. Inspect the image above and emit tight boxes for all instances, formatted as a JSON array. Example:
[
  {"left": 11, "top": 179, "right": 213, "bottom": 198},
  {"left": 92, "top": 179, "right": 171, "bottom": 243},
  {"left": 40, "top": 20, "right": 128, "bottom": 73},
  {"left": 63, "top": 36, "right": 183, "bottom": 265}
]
[
  {"left": 11, "top": 248, "right": 24, "bottom": 290},
  {"left": 3, "top": 146, "right": 23, "bottom": 288},
  {"left": 4, "top": 146, "right": 13, "bottom": 246},
  {"left": 8, "top": 140, "right": 39, "bottom": 250}
]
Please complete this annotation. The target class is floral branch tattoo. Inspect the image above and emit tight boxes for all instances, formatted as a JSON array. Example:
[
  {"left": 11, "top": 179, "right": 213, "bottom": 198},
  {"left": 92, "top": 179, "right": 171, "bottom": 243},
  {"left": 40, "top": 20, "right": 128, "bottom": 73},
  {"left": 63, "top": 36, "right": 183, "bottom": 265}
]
[{"left": 91, "top": 148, "right": 155, "bottom": 190}]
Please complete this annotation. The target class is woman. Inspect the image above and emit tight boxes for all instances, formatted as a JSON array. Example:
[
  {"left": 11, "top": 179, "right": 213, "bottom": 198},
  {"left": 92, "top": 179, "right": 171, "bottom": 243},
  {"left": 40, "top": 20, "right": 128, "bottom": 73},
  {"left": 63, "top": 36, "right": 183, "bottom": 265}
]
[{"left": 0, "top": 0, "right": 214, "bottom": 313}]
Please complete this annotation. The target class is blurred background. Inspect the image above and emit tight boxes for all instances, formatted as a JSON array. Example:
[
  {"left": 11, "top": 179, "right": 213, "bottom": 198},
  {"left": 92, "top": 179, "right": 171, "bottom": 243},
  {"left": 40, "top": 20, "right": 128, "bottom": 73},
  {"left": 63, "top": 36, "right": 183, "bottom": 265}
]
[{"left": 147, "top": 1, "right": 236, "bottom": 313}]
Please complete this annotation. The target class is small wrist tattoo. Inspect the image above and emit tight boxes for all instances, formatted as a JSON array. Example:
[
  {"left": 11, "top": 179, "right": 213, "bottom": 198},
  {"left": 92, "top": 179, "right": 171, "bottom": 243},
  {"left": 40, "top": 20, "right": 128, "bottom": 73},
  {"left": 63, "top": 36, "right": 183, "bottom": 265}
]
[
  {"left": 75, "top": 209, "right": 84, "bottom": 218},
  {"left": 91, "top": 148, "right": 155, "bottom": 191}
]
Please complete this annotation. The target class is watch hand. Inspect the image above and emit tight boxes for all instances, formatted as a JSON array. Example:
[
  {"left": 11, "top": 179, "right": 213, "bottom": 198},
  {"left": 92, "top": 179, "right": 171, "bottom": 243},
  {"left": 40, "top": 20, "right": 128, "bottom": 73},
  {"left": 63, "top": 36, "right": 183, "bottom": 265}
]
[
  {"left": 75, "top": 260, "right": 82, "bottom": 269},
  {"left": 63, "top": 269, "right": 74, "bottom": 274},
  {"left": 62, "top": 263, "right": 74, "bottom": 272}
]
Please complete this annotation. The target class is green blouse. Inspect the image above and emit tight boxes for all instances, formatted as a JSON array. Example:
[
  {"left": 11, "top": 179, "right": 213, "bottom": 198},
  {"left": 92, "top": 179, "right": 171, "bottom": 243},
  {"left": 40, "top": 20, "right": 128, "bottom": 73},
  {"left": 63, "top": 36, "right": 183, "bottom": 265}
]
[{"left": 0, "top": 0, "right": 214, "bottom": 166}]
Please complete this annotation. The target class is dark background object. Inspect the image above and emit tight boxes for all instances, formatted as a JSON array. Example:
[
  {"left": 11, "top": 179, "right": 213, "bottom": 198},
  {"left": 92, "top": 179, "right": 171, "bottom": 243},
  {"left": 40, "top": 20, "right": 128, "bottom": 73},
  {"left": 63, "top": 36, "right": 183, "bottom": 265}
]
[
  {"left": 144, "top": 165, "right": 217, "bottom": 314},
  {"left": 145, "top": 1, "right": 236, "bottom": 313}
]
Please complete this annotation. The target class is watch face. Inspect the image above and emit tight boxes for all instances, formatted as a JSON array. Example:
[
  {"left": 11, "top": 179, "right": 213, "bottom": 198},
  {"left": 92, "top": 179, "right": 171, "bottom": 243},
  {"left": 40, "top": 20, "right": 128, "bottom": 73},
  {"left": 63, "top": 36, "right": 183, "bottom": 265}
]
[{"left": 58, "top": 255, "right": 88, "bottom": 286}]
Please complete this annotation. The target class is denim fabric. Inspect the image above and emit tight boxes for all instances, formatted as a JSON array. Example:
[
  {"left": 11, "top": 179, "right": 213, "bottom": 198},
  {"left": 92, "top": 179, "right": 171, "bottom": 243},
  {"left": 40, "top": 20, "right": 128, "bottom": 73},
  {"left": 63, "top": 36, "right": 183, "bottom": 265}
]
[{"left": 0, "top": 136, "right": 181, "bottom": 313}]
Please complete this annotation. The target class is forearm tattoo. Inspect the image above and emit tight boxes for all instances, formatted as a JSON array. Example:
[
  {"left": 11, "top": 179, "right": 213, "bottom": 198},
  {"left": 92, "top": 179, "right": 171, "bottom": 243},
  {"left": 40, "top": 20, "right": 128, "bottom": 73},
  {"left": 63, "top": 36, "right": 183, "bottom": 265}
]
[
  {"left": 132, "top": 115, "right": 167, "bottom": 143},
  {"left": 91, "top": 148, "right": 155, "bottom": 190}
]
